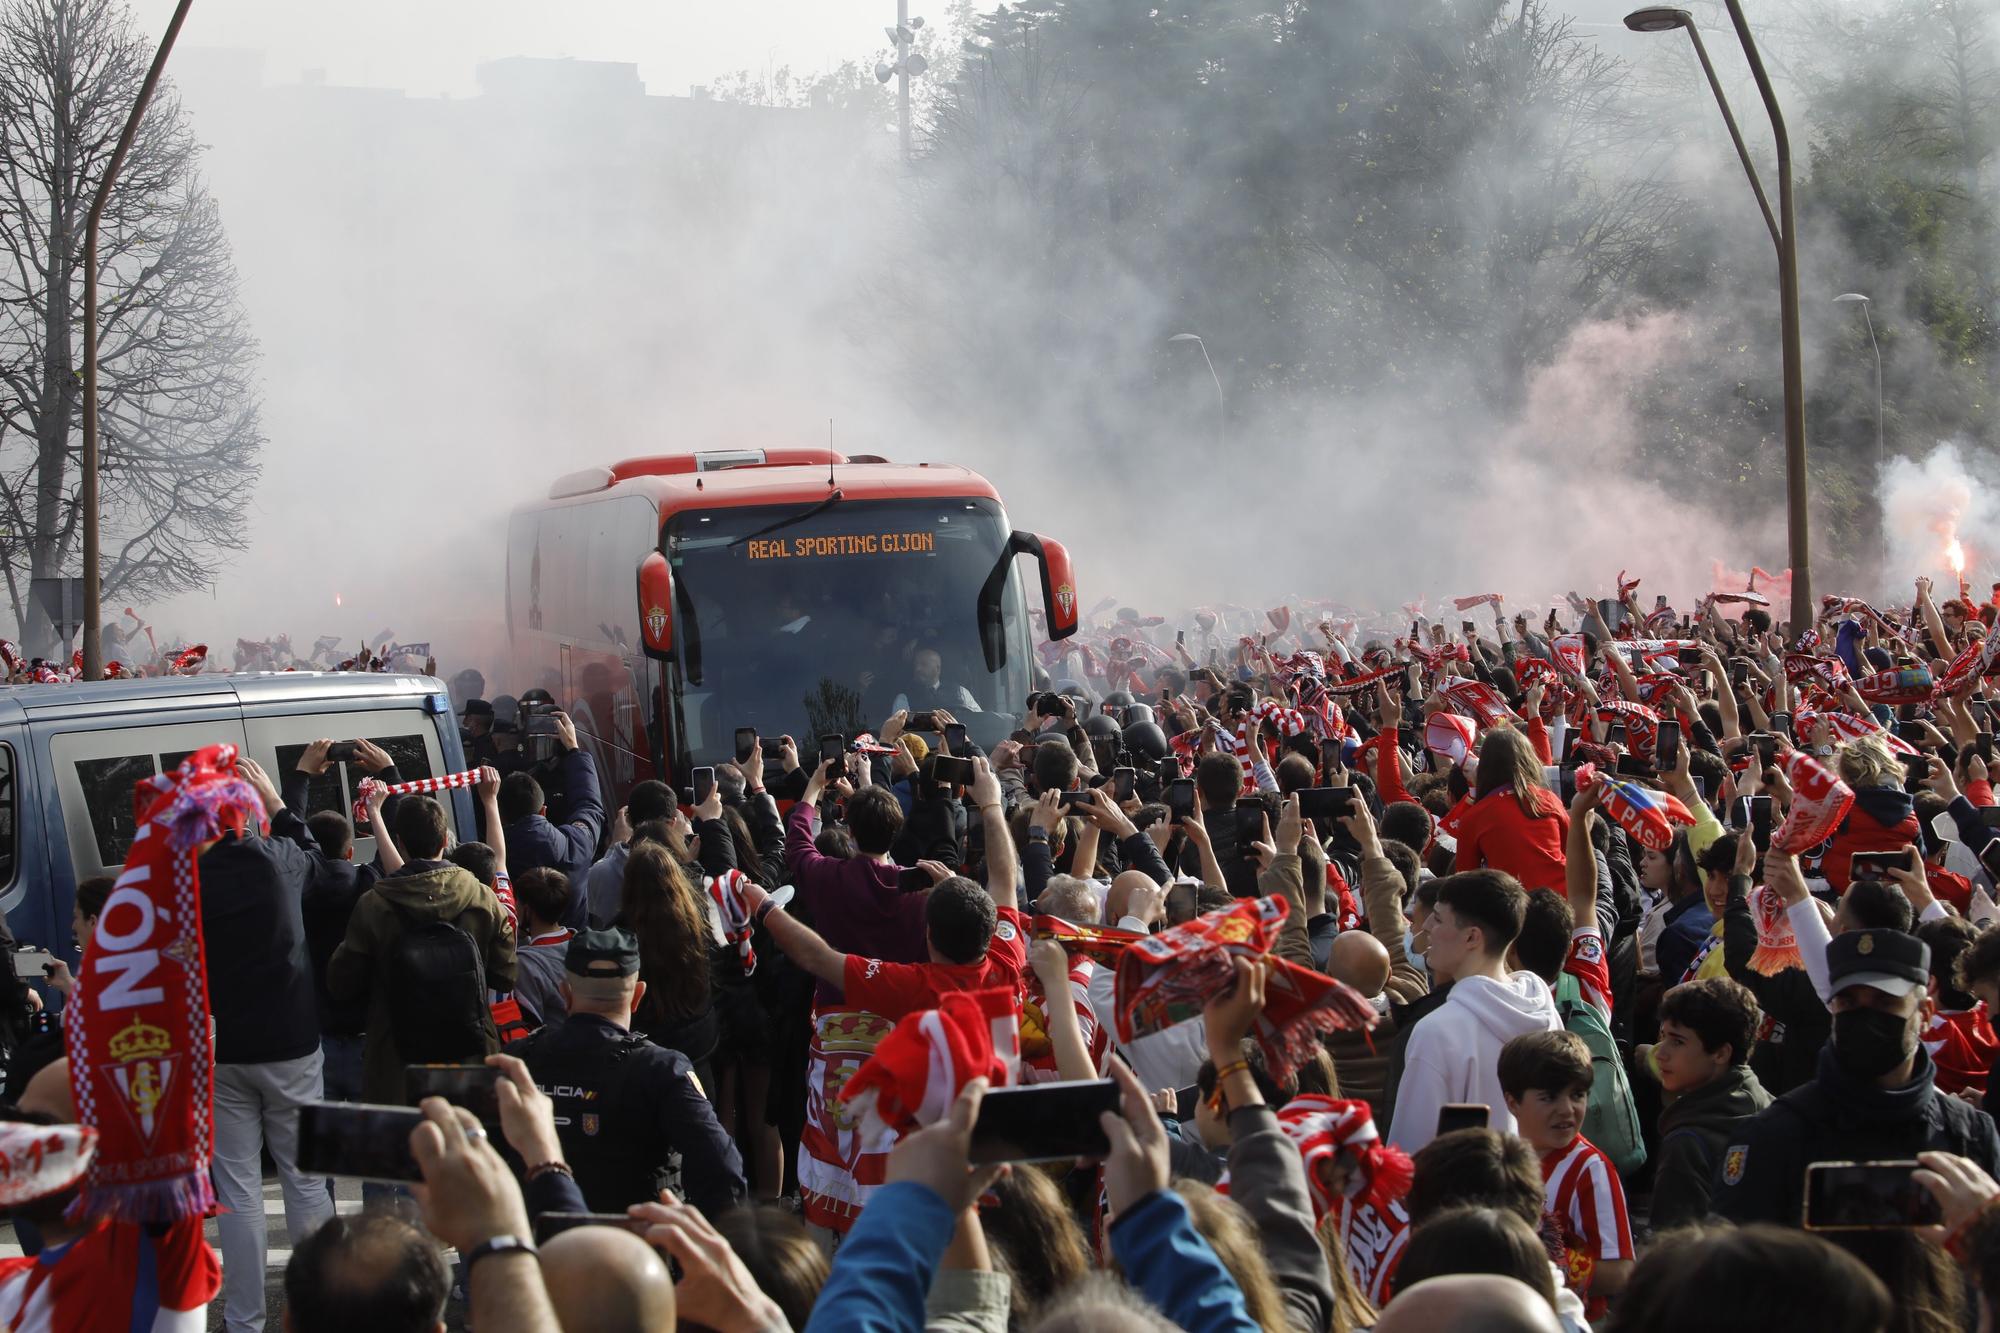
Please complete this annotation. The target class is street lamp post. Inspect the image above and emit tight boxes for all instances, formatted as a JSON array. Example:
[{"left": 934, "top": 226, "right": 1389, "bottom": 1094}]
[
  {"left": 81, "top": 0, "right": 194, "bottom": 681},
  {"left": 1625, "top": 4, "right": 1812, "bottom": 637},
  {"left": 1168, "top": 333, "right": 1225, "bottom": 451},
  {"left": 1834, "top": 293, "right": 1886, "bottom": 597}
]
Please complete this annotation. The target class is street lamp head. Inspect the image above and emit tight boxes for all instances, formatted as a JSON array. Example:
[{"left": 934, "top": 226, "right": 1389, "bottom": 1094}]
[
  {"left": 1623, "top": 7, "right": 1693, "bottom": 32},
  {"left": 1168, "top": 332, "right": 1203, "bottom": 344},
  {"left": 1833, "top": 292, "right": 1870, "bottom": 303}
]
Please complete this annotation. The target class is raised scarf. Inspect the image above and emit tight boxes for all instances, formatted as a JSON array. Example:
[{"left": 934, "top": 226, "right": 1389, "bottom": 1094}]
[{"left": 66, "top": 743, "right": 252, "bottom": 1222}]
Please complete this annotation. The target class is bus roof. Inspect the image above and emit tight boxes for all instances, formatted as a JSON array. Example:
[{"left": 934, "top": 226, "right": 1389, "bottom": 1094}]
[{"left": 534, "top": 451, "right": 1002, "bottom": 513}]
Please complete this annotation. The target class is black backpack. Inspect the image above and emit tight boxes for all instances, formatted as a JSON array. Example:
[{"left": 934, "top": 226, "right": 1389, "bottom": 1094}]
[{"left": 386, "top": 908, "right": 490, "bottom": 1064}]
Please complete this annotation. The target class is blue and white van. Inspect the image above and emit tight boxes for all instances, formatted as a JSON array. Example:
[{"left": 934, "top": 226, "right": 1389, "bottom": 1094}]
[{"left": 0, "top": 673, "right": 472, "bottom": 953}]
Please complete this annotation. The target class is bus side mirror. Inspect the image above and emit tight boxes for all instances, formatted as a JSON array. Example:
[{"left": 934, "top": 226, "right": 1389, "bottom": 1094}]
[
  {"left": 637, "top": 552, "right": 673, "bottom": 659},
  {"left": 1022, "top": 532, "right": 1079, "bottom": 641}
]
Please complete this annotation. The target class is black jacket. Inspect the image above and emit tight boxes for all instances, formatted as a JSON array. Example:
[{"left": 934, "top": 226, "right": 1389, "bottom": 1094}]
[
  {"left": 1650, "top": 1064, "right": 1771, "bottom": 1232},
  {"left": 1712, "top": 1045, "right": 2000, "bottom": 1226},
  {"left": 1720, "top": 880, "right": 1828, "bottom": 1097},
  {"left": 197, "top": 811, "right": 323, "bottom": 1066},
  {"left": 507, "top": 1012, "right": 746, "bottom": 1215}
]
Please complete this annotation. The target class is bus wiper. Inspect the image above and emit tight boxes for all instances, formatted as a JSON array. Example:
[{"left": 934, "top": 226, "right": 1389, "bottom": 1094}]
[{"left": 727, "top": 489, "right": 843, "bottom": 548}]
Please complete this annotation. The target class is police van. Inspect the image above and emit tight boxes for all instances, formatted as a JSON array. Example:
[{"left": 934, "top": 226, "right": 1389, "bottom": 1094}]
[{"left": 0, "top": 673, "right": 472, "bottom": 954}]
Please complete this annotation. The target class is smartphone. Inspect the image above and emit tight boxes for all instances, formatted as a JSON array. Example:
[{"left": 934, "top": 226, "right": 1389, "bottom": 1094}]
[
  {"left": 533, "top": 1212, "right": 657, "bottom": 1244},
  {"left": 1803, "top": 1161, "right": 1943, "bottom": 1231},
  {"left": 818, "top": 734, "right": 846, "bottom": 782},
  {"left": 296, "top": 1102, "right": 423, "bottom": 1182},
  {"left": 1980, "top": 733, "right": 1995, "bottom": 766},
  {"left": 969, "top": 1078, "right": 1120, "bottom": 1164},
  {"left": 1849, "top": 850, "right": 1913, "bottom": 883},
  {"left": 1112, "top": 767, "right": 1137, "bottom": 803},
  {"left": 1751, "top": 732, "right": 1778, "bottom": 765},
  {"left": 1460, "top": 620, "right": 1476, "bottom": 636},
  {"left": 691, "top": 767, "right": 716, "bottom": 805},
  {"left": 1176, "top": 629, "right": 1186, "bottom": 647},
  {"left": 404, "top": 1064, "right": 503, "bottom": 1124},
  {"left": 1607, "top": 724, "right": 1629, "bottom": 749},
  {"left": 1321, "top": 737, "right": 1345, "bottom": 776},
  {"left": 1750, "top": 794, "right": 1773, "bottom": 854},
  {"left": 1656, "top": 720, "right": 1682, "bottom": 773},
  {"left": 1897, "top": 720, "right": 1928, "bottom": 743},
  {"left": 907, "top": 712, "right": 940, "bottom": 733},
  {"left": 1171, "top": 1084, "right": 1201, "bottom": 1121},
  {"left": 10, "top": 948, "right": 52, "bottom": 980},
  {"left": 734, "top": 728, "right": 758, "bottom": 764},
  {"left": 1981, "top": 807, "right": 2000, "bottom": 830},
  {"left": 1167, "top": 778, "right": 1197, "bottom": 825},
  {"left": 1694, "top": 774, "right": 1713, "bottom": 802},
  {"left": 1058, "top": 788, "right": 1097, "bottom": 810},
  {"left": 1899, "top": 752, "right": 1932, "bottom": 787},
  {"left": 327, "top": 740, "right": 360, "bottom": 763},
  {"left": 932, "top": 754, "right": 974, "bottom": 788},
  {"left": 944, "top": 722, "right": 968, "bottom": 753},
  {"left": 1298, "top": 786, "right": 1357, "bottom": 826},
  {"left": 1234, "top": 804, "right": 1268, "bottom": 842},
  {"left": 1615, "top": 754, "right": 1654, "bottom": 778},
  {"left": 1436, "top": 1104, "right": 1490, "bottom": 1136},
  {"left": 1561, "top": 730, "right": 1582, "bottom": 765}
]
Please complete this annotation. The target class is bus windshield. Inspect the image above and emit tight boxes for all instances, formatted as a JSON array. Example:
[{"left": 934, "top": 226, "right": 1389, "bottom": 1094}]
[{"left": 666, "top": 496, "right": 1031, "bottom": 763}]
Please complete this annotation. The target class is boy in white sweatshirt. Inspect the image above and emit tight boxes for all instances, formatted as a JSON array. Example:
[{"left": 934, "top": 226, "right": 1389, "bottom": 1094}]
[{"left": 1387, "top": 868, "right": 1561, "bottom": 1151}]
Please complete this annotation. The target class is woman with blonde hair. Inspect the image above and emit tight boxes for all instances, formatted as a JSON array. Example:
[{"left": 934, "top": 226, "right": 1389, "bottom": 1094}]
[
  {"left": 1821, "top": 731, "right": 1921, "bottom": 894},
  {"left": 1453, "top": 726, "right": 1570, "bottom": 893}
]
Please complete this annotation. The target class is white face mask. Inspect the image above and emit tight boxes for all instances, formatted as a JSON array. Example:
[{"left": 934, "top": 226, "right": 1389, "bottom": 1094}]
[{"left": 1404, "top": 927, "right": 1429, "bottom": 977}]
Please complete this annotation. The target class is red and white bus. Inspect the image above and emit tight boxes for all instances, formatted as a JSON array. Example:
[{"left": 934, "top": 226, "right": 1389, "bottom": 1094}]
[{"left": 506, "top": 449, "right": 1077, "bottom": 797}]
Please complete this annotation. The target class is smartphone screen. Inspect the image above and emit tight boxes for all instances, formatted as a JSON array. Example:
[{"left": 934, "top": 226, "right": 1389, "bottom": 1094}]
[
  {"left": 818, "top": 734, "right": 846, "bottom": 781},
  {"left": 691, "top": 767, "right": 716, "bottom": 804},
  {"left": 1167, "top": 778, "right": 1197, "bottom": 824},
  {"left": 1980, "top": 733, "right": 1995, "bottom": 766},
  {"left": 1058, "top": 788, "right": 1096, "bottom": 810},
  {"left": 1849, "top": 850, "right": 1913, "bottom": 883},
  {"left": 296, "top": 1103, "right": 424, "bottom": 1182},
  {"left": 1436, "top": 1104, "right": 1490, "bottom": 1136},
  {"left": 533, "top": 1213, "right": 658, "bottom": 1245},
  {"left": 1113, "top": 767, "right": 1137, "bottom": 803},
  {"left": 1561, "top": 730, "right": 1581, "bottom": 765},
  {"left": 1171, "top": 1084, "right": 1201, "bottom": 1121},
  {"left": 1615, "top": 754, "right": 1654, "bottom": 778},
  {"left": 969, "top": 1079, "right": 1120, "bottom": 1164},
  {"left": 327, "top": 740, "right": 360, "bottom": 764},
  {"left": 1803, "top": 1161, "right": 1942, "bottom": 1231},
  {"left": 1298, "top": 786, "right": 1356, "bottom": 826},
  {"left": 734, "top": 728, "right": 758, "bottom": 764},
  {"left": 1740, "top": 794, "right": 1770, "bottom": 853},
  {"left": 1752, "top": 733, "right": 1778, "bottom": 765},
  {"left": 933, "top": 754, "right": 974, "bottom": 788},
  {"left": 944, "top": 722, "right": 968, "bottom": 752},
  {"left": 1321, "top": 738, "right": 1345, "bottom": 776},
  {"left": 1656, "top": 720, "right": 1682, "bottom": 773},
  {"left": 404, "top": 1064, "right": 503, "bottom": 1124},
  {"left": 1899, "top": 753, "right": 1932, "bottom": 787},
  {"left": 1234, "top": 804, "right": 1267, "bottom": 843}
]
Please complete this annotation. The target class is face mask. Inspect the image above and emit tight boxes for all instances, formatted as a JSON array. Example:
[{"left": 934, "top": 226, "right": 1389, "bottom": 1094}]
[
  {"left": 1404, "top": 928, "right": 1429, "bottom": 978},
  {"left": 1833, "top": 1005, "right": 1915, "bottom": 1081}
]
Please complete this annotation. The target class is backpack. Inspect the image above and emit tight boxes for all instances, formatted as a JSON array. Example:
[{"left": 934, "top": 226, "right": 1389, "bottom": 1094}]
[
  {"left": 386, "top": 908, "right": 491, "bottom": 1064},
  {"left": 1554, "top": 971, "right": 1646, "bottom": 1177}
]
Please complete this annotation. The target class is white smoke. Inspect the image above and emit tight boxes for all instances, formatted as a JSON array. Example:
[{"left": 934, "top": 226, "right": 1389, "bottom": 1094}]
[{"left": 1884, "top": 444, "right": 2000, "bottom": 596}]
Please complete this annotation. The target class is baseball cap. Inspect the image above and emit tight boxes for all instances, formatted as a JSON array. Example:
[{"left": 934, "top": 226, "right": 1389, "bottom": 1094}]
[
  {"left": 565, "top": 927, "right": 641, "bottom": 980},
  {"left": 1826, "top": 928, "right": 1930, "bottom": 1000}
]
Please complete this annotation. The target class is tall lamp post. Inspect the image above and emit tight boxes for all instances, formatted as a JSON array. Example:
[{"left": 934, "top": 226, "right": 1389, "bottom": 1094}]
[
  {"left": 1169, "top": 333, "right": 1225, "bottom": 451},
  {"left": 1626, "top": 5, "right": 1811, "bottom": 636},
  {"left": 1833, "top": 292, "right": 1886, "bottom": 596},
  {"left": 874, "top": 5, "right": 928, "bottom": 163},
  {"left": 81, "top": 0, "right": 194, "bottom": 680}
]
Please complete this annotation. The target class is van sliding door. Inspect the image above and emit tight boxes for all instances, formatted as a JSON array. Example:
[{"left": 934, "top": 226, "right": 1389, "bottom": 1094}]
[
  {"left": 50, "top": 718, "right": 251, "bottom": 878},
  {"left": 241, "top": 709, "right": 458, "bottom": 861}
]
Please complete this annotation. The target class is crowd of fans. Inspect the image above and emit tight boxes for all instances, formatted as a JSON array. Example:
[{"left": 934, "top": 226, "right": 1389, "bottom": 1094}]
[{"left": 16, "top": 571, "right": 2000, "bottom": 1332}]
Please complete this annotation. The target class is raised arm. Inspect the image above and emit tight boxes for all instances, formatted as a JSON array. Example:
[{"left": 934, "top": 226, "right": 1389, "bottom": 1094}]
[
  {"left": 476, "top": 765, "right": 507, "bottom": 869},
  {"left": 1566, "top": 782, "right": 1603, "bottom": 927},
  {"left": 969, "top": 758, "right": 1016, "bottom": 913},
  {"left": 742, "top": 883, "right": 850, "bottom": 993},
  {"left": 1030, "top": 939, "right": 1098, "bottom": 1082}
]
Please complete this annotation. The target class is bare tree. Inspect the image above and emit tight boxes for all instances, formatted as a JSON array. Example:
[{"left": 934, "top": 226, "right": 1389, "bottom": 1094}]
[{"left": 0, "top": 0, "right": 260, "bottom": 655}]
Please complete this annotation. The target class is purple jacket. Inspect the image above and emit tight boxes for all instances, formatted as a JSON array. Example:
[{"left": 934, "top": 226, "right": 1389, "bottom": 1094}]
[{"left": 785, "top": 802, "right": 928, "bottom": 1006}]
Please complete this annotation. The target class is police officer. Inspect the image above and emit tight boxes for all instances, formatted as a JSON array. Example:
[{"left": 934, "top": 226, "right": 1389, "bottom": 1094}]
[
  {"left": 1713, "top": 927, "right": 2000, "bottom": 1225},
  {"left": 506, "top": 928, "right": 746, "bottom": 1215}
]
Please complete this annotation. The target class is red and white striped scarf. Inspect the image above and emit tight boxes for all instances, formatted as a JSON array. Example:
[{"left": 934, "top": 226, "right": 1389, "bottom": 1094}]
[
  {"left": 352, "top": 768, "right": 482, "bottom": 826},
  {"left": 707, "top": 868, "right": 757, "bottom": 977}
]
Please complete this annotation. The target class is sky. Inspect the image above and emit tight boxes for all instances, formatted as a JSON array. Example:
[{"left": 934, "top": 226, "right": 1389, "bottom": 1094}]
[{"left": 131, "top": 1, "right": 909, "bottom": 99}]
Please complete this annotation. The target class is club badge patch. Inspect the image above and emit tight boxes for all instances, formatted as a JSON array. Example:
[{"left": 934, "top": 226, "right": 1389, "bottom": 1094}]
[{"left": 1723, "top": 1145, "right": 1747, "bottom": 1186}]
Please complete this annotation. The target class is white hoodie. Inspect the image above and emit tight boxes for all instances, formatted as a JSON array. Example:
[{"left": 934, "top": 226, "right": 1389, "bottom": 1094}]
[{"left": 1386, "top": 970, "right": 1561, "bottom": 1152}]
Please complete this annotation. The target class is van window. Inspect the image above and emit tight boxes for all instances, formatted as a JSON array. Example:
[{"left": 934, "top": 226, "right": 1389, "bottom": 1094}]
[
  {"left": 0, "top": 743, "right": 14, "bottom": 889},
  {"left": 368, "top": 735, "right": 434, "bottom": 782},
  {"left": 74, "top": 754, "right": 156, "bottom": 866},
  {"left": 272, "top": 746, "right": 347, "bottom": 818}
]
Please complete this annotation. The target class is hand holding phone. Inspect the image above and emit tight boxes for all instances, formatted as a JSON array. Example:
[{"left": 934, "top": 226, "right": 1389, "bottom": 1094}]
[
  {"left": 404, "top": 1064, "right": 503, "bottom": 1124},
  {"left": 296, "top": 1102, "right": 424, "bottom": 1182},
  {"left": 968, "top": 1078, "right": 1120, "bottom": 1164},
  {"left": 1804, "top": 1161, "right": 1943, "bottom": 1230}
]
